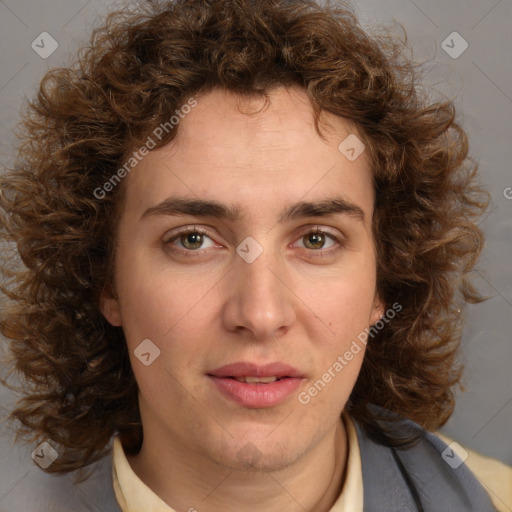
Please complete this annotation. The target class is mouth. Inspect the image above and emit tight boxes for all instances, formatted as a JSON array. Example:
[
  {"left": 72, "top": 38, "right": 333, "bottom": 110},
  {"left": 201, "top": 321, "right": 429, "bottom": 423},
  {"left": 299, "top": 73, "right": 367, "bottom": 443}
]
[
  {"left": 224, "top": 376, "right": 289, "bottom": 383},
  {"left": 207, "top": 362, "right": 305, "bottom": 408}
]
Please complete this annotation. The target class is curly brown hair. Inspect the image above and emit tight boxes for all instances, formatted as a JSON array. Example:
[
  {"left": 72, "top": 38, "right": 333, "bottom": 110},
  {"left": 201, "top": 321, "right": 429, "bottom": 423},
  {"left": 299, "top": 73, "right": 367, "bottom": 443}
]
[{"left": 0, "top": 0, "right": 488, "bottom": 475}]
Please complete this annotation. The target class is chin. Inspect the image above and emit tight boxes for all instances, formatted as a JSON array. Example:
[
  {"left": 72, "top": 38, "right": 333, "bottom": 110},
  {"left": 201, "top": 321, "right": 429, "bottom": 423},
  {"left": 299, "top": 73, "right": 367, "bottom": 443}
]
[{"left": 205, "top": 435, "right": 308, "bottom": 474}]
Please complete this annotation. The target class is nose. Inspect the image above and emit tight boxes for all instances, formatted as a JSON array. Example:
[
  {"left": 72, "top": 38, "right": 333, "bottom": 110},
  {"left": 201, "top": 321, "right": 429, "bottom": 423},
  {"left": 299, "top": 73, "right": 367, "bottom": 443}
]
[{"left": 221, "top": 246, "right": 296, "bottom": 341}]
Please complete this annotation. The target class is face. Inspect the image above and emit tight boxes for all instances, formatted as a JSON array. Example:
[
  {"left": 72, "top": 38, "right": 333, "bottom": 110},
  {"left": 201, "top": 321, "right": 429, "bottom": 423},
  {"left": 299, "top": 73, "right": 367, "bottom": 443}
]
[{"left": 101, "top": 86, "right": 383, "bottom": 472}]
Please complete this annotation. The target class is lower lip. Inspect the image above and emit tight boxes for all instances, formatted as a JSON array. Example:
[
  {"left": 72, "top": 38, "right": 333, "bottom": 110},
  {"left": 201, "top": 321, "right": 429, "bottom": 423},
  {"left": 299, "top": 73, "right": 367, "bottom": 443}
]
[{"left": 208, "top": 376, "right": 303, "bottom": 408}]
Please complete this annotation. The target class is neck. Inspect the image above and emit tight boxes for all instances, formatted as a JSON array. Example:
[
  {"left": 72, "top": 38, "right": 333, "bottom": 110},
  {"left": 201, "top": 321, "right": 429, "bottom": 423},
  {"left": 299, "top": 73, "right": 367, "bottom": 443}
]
[{"left": 127, "top": 417, "right": 348, "bottom": 512}]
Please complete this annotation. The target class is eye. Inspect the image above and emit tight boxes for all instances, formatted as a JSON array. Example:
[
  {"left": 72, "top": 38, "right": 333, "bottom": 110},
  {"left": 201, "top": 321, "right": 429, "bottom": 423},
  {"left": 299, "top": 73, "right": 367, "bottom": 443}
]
[
  {"left": 294, "top": 229, "right": 339, "bottom": 251},
  {"left": 163, "top": 226, "right": 343, "bottom": 259},
  {"left": 164, "top": 227, "right": 217, "bottom": 252}
]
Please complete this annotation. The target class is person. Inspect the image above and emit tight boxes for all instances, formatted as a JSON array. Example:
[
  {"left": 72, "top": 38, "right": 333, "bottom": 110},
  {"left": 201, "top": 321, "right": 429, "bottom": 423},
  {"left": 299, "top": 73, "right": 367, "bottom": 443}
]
[{"left": 0, "top": 0, "right": 510, "bottom": 510}]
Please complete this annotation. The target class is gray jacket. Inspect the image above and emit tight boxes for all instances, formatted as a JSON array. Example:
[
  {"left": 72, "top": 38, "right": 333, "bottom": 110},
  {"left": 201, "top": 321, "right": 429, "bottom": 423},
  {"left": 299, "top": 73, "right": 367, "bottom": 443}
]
[{"left": 3, "top": 417, "right": 497, "bottom": 511}]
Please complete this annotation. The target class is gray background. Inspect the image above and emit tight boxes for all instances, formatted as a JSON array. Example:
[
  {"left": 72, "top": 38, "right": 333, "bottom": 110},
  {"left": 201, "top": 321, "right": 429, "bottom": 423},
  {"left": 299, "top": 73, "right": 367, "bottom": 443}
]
[{"left": 0, "top": 0, "right": 511, "bottom": 510}]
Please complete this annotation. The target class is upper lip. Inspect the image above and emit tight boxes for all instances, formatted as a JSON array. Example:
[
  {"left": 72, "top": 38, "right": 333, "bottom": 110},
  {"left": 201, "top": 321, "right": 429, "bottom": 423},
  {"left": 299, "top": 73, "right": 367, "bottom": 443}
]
[{"left": 207, "top": 362, "right": 304, "bottom": 379}]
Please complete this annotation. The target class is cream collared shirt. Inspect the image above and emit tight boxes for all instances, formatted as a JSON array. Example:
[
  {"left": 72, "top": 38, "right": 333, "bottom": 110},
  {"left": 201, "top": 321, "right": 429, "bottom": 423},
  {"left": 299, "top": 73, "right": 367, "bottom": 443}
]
[
  {"left": 112, "top": 413, "right": 363, "bottom": 512},
  {"left": 111, "top": 415, "right": 511, "bottom": 512}
]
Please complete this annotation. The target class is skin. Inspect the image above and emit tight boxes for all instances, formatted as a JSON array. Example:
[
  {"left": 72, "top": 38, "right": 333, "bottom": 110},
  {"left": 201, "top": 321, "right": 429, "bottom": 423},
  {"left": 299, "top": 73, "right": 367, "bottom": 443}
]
[{"left": 101, "top": 85, "right": 384, "bottom": 512}]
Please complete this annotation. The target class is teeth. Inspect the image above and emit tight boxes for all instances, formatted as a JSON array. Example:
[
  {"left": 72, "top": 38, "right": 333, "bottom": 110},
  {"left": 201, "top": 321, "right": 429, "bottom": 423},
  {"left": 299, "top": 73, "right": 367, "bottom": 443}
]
[{"left": 234, "top": 376, "right": 278, "bottom": 383}]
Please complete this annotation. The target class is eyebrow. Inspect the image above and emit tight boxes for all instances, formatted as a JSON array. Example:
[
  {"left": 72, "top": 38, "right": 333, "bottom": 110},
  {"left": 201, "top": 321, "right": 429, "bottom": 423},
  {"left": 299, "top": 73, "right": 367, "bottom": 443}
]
[{"left": 140, "top": 196, "right": 365, "bottom": 223}]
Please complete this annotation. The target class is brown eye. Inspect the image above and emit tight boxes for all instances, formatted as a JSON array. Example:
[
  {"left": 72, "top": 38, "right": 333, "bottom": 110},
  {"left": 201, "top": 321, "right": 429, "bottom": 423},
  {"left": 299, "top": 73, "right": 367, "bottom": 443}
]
[
  {"left": 164, "top": 227, "right": 217, "bottom": 254},
  {"left": 303, "top": 232, "right": 326, "bottom": 250},
  {"left": 293, "top": 229, "right": 341, "bottom": 256},
  {"left": 179, "top": 232, "right": 204, "bottom": 250}
]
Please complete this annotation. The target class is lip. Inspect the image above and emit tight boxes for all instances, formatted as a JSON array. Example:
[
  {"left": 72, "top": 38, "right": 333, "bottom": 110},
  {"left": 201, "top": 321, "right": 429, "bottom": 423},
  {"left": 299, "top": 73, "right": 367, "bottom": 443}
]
[
  {"left": 207, "top": 362, "right": 305, "bottom": 408},
  {"left": 208, "top": 362, "right": 304, "bottom": 379}
]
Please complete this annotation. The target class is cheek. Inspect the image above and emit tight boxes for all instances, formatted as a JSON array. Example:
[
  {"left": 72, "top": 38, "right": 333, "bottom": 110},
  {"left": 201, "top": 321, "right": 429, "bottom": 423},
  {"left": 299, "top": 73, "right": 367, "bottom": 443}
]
[
  {"left": 114, "top": 268, "right": 221, "bottom": 405},
  {"left": 300, "top": 281, "right": 373, "bottom": 408},
  {"left": 296, "top": 269, "right": 376, "bottom": 402},
  {"left": 116, "top": 270, "right": 209, "bottom": 395},
  {"left": 304, "top": 262, "right": 377, "bottom": 339},
  {"left": 114, "top": 248, "right": 218, "bottom": 346}
]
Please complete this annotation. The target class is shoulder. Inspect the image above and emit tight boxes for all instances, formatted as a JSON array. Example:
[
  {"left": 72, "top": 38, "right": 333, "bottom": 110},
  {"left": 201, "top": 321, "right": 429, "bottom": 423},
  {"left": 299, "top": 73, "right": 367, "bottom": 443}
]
[
  {"left": 436, "top": 432, "right": 512, "bottom": 512},
  {"left": 353, "top": 412, "right": 502, "bottom": 511},
  {"left": 0, "top": 448, "right": 121, "bottom": 512}
]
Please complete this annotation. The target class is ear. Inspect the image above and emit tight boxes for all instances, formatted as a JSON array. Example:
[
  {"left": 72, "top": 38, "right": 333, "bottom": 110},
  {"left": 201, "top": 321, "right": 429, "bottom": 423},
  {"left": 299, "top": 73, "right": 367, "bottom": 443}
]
[
  {"left": 369, "top": 295, "right": 385, "bottom": 326},
  {"left": 99, "top": 287, "right": 122, "bottom": 327}
]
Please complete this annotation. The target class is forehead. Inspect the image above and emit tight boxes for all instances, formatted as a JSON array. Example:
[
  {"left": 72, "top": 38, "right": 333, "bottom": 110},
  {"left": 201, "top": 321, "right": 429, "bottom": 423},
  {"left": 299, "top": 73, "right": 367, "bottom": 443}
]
[
  {"left": 172, "top": 87, "right": 364, "bottom": 165},
  {"left": 121, "top": 86, "right": 374, "bottom": 223}
]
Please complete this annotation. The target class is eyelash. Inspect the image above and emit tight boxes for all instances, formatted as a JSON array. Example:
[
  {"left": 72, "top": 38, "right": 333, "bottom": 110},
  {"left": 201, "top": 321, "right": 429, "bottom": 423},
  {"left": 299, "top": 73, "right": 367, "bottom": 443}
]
[{"left": 163, "top": 226, "right": 344, "bottom": 258}]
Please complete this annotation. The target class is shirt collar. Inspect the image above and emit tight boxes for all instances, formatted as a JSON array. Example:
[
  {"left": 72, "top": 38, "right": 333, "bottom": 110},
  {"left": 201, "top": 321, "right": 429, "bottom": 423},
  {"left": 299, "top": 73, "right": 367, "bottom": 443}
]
[{"left": 112, "top": 412, "right": 363, "bottom": 512}]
